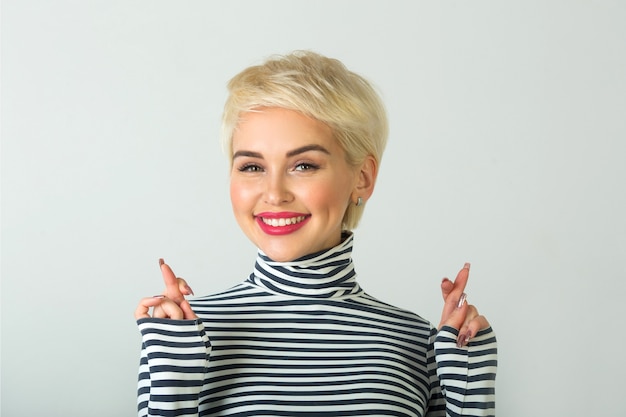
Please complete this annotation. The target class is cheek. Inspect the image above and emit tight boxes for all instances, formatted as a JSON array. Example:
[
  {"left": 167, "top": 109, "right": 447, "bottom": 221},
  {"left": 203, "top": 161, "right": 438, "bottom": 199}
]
[
  {"left": 229, "top": 180, "right": 250, "bottom": 213},
  {"left": 303, "top": 179, "right": 351, "bottom": 214}
]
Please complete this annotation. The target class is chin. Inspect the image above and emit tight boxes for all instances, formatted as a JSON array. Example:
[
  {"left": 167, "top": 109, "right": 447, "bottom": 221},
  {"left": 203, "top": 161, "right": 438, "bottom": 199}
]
[
  {"left": 251, "top": 234, "right": 308, "bottom": 262},
  {"left": 261, "top": 248, "right": 302, "bottom": 262}
]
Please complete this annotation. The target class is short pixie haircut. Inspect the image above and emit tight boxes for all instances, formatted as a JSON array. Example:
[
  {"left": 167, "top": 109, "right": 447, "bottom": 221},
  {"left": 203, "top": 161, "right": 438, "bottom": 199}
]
[{"left": 221, "top": 50, "right": 388, "bottom": 230}]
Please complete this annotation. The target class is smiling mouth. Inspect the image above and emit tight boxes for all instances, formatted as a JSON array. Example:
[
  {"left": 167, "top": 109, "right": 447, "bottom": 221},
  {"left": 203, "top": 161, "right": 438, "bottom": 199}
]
[{"left": 260, "top": 215, "right": 307, "bottom": 227}]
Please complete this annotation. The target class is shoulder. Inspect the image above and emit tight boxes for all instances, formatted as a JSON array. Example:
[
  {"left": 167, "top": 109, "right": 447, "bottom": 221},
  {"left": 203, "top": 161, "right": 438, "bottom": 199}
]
[
  {"left": 350, "top": 291, "right": 435, "bottom": 331},
  {"left": 188, "top": 281, "right": 262, "bottom": 306}
]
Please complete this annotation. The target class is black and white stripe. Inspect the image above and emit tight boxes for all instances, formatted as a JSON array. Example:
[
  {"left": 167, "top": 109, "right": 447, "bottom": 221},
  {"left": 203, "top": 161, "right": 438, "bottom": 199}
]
[
  {"left": 250, "top": 234, "right": 360, "bottom": 298},
  {"left": 137, "top": 234, "right": 496, "bottom": 416}
]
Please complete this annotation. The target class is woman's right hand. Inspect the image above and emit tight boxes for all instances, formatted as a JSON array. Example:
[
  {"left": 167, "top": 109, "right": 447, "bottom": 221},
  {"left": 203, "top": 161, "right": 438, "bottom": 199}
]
[{"left": 134, "top": 259, "right": 198, "bottom": 320}]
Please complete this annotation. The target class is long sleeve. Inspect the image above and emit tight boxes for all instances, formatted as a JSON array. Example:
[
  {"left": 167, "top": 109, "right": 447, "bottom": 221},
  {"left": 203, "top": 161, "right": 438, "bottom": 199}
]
[
  {"left": 431, "top": 326, "right": 498, "bottom": 417},
  {"left": 137, "top": 318, "right": 211, "bottom": 417}
]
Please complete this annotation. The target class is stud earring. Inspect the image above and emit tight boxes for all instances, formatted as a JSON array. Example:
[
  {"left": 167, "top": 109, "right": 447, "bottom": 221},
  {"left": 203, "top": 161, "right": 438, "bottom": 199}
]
[{"left": 356, "top": 197, "right": 363, "bottom": 207}]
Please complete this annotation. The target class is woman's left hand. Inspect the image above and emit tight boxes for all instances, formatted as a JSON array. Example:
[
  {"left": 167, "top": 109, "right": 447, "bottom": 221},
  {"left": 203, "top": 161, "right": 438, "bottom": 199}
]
[{"left": 438, "top": 263, "right": 490, "bottom": 347}]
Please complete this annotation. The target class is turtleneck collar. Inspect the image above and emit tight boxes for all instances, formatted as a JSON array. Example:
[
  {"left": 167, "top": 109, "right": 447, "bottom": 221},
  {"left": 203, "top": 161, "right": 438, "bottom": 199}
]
[{"left": 247, "top": 232, "right": 362, "bottom": 299}]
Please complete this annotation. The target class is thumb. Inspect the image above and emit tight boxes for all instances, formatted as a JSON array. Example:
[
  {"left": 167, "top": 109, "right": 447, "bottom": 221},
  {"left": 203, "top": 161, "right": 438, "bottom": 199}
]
[{"left": 180, "top": 299, "right": 198, "bottom": 320}]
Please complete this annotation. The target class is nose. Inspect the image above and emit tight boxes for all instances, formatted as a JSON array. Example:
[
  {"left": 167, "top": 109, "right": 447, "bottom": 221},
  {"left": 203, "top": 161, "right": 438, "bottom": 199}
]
[{"left": 263, "top": 173, "right": 293, "bottom": 206}]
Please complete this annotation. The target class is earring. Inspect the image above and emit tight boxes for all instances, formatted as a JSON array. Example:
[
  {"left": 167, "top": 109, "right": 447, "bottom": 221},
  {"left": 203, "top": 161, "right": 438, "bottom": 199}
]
[{"left": 356, "top": 197, "right": 363, "bottom": 207}]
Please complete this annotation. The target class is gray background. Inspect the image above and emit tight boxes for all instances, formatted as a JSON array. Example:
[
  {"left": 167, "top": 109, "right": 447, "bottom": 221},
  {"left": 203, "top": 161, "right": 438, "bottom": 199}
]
[{"left": 2, "top": 1, "right": 625, "bottom": 416}]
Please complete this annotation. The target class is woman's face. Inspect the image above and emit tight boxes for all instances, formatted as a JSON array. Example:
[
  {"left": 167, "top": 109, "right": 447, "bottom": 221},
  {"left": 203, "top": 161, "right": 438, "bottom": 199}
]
[{"left": 230, "top": 108, "right": 359, "bottom": 262}]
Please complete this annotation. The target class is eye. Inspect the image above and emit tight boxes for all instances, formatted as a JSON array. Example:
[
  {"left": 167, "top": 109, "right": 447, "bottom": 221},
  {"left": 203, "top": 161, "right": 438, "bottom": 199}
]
[
  {"left": 237, "top": 163, "right": 264, "bottom": 173},
  {"left": 294, "top": 162, "right": 320, "bottom": 172}
]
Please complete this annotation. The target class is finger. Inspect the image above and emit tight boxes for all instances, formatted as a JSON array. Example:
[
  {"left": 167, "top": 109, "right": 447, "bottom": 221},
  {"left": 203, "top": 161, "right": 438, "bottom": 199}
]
[
  {"left": 152, "top": 297, "right": 184, "bottom": 320},
  {"left": 180, "top": 299, "right": 198, "bottom": 320},
  {"left": 457, "top": 304, "right": 479, "bottom": 347},
  {"left": 177, "top": 278, "right": 195, "bottom": 296},
  {"left": 160, "top": 259, "right": 184, "bottom": 303},
  {"left": 438, "top": 263, "right": 471, "bottom": 325},
  {"left": 134, "top": 295, "right": 166, "bottom": 319},
  {"left": 440, "top": 278, "right": 454, "bottom": 301},
  {"left": 451, "top": 263, "right": 470, "bottom": 295},
  {"left": 440, "top": 263, "right": 470, "bottom": 303},
  {"left": 458, "top": 312, "right": 490, "bottom": 347},
  {"left": 468, "top": 315, "right": 490, "bottom": 337},
  {"left": 438, "top": 291, "right": 468, "bottom": 330}
]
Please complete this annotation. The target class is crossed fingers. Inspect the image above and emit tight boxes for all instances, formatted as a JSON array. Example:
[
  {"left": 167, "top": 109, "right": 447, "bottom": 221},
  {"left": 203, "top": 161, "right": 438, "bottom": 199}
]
[
  {"left": 134, "top": 259, "right": 197, "bottom": 320},
  {"left": 438, "top": 263, "right": 489, "bottom": 347}
]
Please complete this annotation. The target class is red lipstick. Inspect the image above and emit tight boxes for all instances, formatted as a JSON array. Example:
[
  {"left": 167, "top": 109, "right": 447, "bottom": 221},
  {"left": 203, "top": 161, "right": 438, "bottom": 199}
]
[{"left": 255, "top": 211, "right": 310, "bottom": 235}]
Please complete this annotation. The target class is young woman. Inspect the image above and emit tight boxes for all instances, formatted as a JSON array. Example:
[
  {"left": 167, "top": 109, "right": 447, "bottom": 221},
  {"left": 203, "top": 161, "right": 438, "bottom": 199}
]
[{"left": 135, "top": 51, "right": 497, "bottom": 417}]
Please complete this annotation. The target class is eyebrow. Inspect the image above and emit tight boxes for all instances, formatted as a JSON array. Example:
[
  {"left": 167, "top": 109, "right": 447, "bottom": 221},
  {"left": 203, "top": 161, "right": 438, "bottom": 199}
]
[
  {"left": 232, "top": 144, "right": 331, "bottom": 160},
  {"left": 287, "top": 144, "right": 330, "bottom": 157}
]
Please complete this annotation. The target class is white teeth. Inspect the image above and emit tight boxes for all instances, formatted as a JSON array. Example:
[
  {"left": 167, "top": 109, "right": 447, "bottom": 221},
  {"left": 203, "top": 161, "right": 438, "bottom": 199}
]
[{"left": 262, "top": 216, "right": 306, "bottom": 227}]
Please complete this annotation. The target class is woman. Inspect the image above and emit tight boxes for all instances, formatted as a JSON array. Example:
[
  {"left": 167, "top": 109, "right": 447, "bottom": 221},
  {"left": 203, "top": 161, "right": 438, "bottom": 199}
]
[{"left": 135, "top": 51, "right": 497, "bottom": 416}]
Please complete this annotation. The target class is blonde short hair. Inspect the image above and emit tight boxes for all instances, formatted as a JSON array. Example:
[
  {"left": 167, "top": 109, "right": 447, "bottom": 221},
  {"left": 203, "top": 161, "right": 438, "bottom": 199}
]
[{"left": 221, "top": 50, "right": 388, "bottom": 230}]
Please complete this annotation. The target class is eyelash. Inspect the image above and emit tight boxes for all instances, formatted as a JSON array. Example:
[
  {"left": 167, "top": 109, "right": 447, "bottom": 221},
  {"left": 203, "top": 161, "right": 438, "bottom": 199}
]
[
  {"left": 237, "top": 163, "right": 263, "bottom": 172},
  {"left": 236, "top": 162, "right": 320, "bottom": 173},
  {"left": 294, "top": 162, "right": 320, "bottom": 171}
]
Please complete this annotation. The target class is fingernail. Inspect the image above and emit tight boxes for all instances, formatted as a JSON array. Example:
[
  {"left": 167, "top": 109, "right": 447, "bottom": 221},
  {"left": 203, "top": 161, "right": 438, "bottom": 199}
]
[
  {"left": 457, "top": 292, "right": 467, "bottom": 309},
  {"left": 184, "top": 285, "right": 195, "bottom": 296},
  {"left": 159, "top": 258, "right": 165, "bottom": 267},
  {"left": 464, "top": 262, "right": 471, "bottom": 270},
  {"left": 457, "top": 332, "right": 471, "bottom": 348},
  {"left": 152, "top": 294, "right": 165, "bottom": 299}
]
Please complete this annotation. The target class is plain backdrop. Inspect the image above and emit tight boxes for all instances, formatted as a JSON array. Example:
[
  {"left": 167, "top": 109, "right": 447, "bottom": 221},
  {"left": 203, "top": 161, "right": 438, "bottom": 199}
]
[{"left": 2, "top": 1, "right": 625, "bottom": 416}]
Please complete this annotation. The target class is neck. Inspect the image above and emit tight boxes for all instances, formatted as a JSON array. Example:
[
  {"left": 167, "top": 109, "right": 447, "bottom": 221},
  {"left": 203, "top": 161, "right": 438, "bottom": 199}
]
[{"left": 248, "top": 232, "right": 361, "bottom": 298}]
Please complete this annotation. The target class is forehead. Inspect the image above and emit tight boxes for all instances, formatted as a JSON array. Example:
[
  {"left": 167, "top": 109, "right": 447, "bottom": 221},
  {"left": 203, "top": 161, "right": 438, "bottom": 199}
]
[{"left": 232, "top": 108, "right": 336, "bottom": 152}]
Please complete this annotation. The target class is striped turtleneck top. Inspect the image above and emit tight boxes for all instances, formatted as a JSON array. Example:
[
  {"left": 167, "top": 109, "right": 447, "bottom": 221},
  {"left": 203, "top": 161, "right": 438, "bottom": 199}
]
[{"left": 137, "top": 234, "right": 497, "bottom": 416}]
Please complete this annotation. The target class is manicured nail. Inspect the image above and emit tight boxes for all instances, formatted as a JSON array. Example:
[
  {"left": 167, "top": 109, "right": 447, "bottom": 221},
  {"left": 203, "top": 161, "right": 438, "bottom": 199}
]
[
  {"left": 152, "top": 294, "right": 165, "bottom": 299},
  {"left": 184, "top": 285, "right": 195, "bottom": 296},
  {"left": 159, "top": 258, "right": 165, "bottom": 267},
  {"left": 457, "top": 292, "right": 467, "bottom": 309},
  {"left": 457, "top": 332, "right": 471, "bottom": 348},
  {"left": 464, "top": 262, "right": 471, "bottom": 270}
]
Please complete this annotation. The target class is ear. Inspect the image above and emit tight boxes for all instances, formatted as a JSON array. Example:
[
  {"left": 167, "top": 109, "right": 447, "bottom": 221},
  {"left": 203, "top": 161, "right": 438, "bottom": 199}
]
[{"left": 353, "top": 155, "right": 378, "bottom": 202}]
